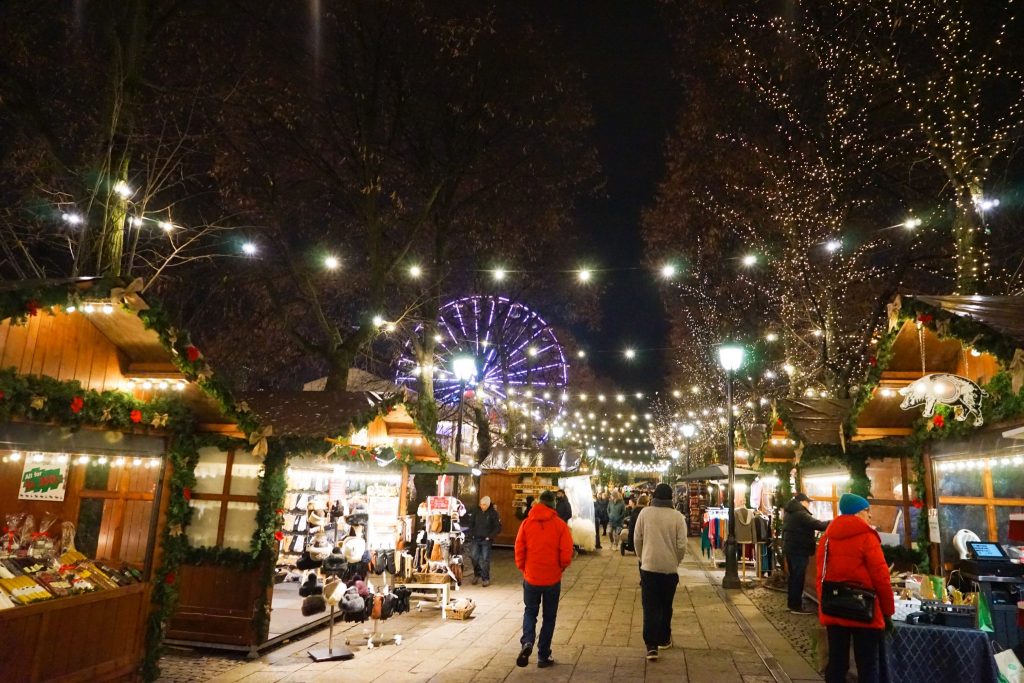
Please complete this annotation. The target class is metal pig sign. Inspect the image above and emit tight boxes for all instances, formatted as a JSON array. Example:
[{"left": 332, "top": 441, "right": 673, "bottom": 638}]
[{"left": 898, "top": 373, "right": 988, "bottom": 426}]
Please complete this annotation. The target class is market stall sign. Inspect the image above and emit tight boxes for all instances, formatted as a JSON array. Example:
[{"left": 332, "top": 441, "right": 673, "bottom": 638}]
[
  {"left": 427, "top": 495, "right": 452, "bottom": 513},
  {"left": 898, "top": 373, "right": 988, "bottom": 426},
  {"left": 19, "top": 460, "right": 69, "bottom": 501},
  {"left": 507, "top": 466, "right": 562, "bottom": 474}
]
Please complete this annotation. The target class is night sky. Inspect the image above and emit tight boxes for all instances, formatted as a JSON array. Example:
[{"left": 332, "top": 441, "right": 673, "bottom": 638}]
[{"left": 529, "top": 1, "right": 678, "bottom": 391}]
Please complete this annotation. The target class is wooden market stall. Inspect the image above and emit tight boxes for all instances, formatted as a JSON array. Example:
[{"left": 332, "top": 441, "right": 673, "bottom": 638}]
[
  {"left": 164, "top": 391, "right": 451, "bottom": 654},
  {"left": 0, "top": 277, "right": 243, "bottom": 682},
  {"left": 477, "top": 445, "right": 581, "bottom": 546}
]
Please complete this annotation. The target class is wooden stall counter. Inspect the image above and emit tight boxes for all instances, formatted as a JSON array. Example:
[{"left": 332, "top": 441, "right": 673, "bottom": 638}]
[{"left": 0, "top": 582, "right": 151, "bottom": 683}]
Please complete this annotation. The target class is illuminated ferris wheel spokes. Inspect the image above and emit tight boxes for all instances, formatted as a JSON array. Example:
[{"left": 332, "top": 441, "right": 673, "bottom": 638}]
[{"left": 396, "top": 295, "right": 569, "bottom": 407}]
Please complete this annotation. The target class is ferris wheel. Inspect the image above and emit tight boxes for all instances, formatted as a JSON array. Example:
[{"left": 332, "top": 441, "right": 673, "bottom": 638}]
[{"left": 396, "top": 295, "right": 569, "bottom": 406}]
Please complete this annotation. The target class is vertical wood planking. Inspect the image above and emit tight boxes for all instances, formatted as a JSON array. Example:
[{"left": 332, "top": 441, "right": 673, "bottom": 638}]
[
  {"left": 21, "top": 314, "right": 42, "bottom": 374},
  {"left": 40, "top": 310, "right": 64, "bottom": 379},
  {"left": 73, "top": 315, "right": 96, "bottom": 386},
  {"left": 1, "top": 318, "right": 30, "bottom": 370}
]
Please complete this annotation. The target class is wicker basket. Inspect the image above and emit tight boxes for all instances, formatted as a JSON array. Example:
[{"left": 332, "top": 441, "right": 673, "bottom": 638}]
[
  {"left": 411, "top": 572, "right": 450, "bottom": 584},
  {"left": 447, "top": 599, "right": 476, "bottom": 620}
]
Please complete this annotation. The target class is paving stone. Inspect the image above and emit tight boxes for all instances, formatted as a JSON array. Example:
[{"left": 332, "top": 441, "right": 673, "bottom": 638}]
[{"left": 159, "top": 541, "right": 830, "bottom": 683}]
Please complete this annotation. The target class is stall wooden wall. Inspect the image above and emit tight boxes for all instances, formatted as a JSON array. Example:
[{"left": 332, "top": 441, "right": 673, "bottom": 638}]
[
  {"left": 0, "top": 311, "right": 127, "bottom": 393},
  {"left": 0, "top": 582, "right": 150, "bottom": 682},
  {"left": 480, "top": 472, "right": 521, "bottom": 546},
  {"left": 166, "top": 565, "right": 265, "bottom": 647}
]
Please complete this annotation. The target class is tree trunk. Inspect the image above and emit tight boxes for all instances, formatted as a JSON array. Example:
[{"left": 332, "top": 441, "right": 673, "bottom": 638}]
[
  {"left": 97, "top": 155, "right": 131, "bottom": 276},
  {"left": 953, "top": 184, "right": 988, "bottom": 295},
  {"left": 323, "top": 353, "right": 352, "bottom": 391}
]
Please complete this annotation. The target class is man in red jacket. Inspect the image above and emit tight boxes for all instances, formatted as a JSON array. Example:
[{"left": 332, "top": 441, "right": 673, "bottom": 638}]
[
  {"left": 815, "top": 493, "right": 895, "bottom": 683},
  {"left": 514, "top": 489, "right": 574, "bottom": 669}
]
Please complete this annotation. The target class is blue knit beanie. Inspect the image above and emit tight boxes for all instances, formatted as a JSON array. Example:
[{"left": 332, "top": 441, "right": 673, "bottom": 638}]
[{"left": 839, "top": 493, "right": 870, "bottom": 515}]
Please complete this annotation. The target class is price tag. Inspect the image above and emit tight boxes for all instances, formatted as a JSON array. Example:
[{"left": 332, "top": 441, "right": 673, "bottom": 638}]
[{"left": 928, "top": 508, "right": 941, "bottom": 544}]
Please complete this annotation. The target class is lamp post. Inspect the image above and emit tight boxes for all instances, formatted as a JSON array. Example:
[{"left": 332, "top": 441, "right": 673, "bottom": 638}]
[
  {"left": 681, "top": 423, "right": 696, "bottom": 474},
  {"left": 451, "top": 354, "right": 477, "bottom": 497},
  {"left": 718, "top": 343, "right": 745, "bottom": 589}
]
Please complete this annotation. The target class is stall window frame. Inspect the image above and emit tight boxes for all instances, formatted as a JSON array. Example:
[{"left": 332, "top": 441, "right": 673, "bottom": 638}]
[
  {"left": 932, "top": 458, "right": 1024, "bottom": 548},
  {"left": 801, "top": 457, "right": 916, "bottom": 548},
  {"left": 190, "top": 448, "right": 260, "bottom": 547},
  {"left": 78, "top": 460, "right": 165, "bottom": 565}
]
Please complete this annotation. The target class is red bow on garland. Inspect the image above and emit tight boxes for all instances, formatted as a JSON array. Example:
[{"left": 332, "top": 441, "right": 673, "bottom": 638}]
[
  {"left": 917, "top": 314, "right": 934, "bottom": 324},
  {"left": 70, "top": 396, "right": 84, "bottom": 414},
  {"left": 931, "top": 414, "right": 945, "bottom": 429}
]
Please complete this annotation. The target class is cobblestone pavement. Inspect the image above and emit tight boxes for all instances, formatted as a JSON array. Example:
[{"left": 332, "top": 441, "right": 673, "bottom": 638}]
[
  {"left": 742, "top": 586, "right": 822, "bottom": 671},
  {"left": 158, "top": 647, "right": 248, "bottom": 682},
  {"left": 157, "top": 540, "right": 822, "bottom": 682}
]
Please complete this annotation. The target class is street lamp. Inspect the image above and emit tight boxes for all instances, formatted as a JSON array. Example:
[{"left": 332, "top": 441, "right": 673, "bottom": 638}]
[
  {"left": 681, "top": 423, "right": 696, "bottom": 474},
  {"left": 718, "top": 343, "right": 745, "bottom": 589},
  {"left": 451, "top": 355, "right": 477, "bottom": 497}
]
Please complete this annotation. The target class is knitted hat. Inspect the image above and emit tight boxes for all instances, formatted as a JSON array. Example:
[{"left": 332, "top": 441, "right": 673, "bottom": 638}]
[
  {"left": 653, "top": 483, "right": 673, "bottom": 500},
  {"left": 839, "top": 493, "right": 870, "bottom": 515},
  {"left": 539, "top": 490, "right": 556, "bottom": 507}
]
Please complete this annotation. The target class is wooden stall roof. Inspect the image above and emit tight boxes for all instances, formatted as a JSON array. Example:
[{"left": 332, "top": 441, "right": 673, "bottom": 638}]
[
  {"left": 0, "top": 278, "right": 237, "bottom": 426},
  {"left": 479, "top": 444, "right": 582, "bottom": 471},
  {"left": 910, "top": 294, "right": 1024, "bottom": 345},
  {"left": 236, "top": 390, "right": 442, "bottom": 459}
]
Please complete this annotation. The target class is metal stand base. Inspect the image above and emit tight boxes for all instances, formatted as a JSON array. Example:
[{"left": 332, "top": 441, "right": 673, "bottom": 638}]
[
  {"left": 307, "top": 605, "right": 355, "bottom": 662},
  {"left": 307, "top": 646, "right": 354, "bottom": 662}
]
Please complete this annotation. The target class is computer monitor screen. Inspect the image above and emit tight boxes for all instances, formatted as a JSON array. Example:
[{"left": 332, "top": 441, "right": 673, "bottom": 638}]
[{"left": 967, "top": 541, "right": 1008, "bottom": 560}]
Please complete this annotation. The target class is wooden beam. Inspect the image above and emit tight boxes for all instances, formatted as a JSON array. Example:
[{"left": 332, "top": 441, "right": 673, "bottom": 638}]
[
  {"left": 198, "top": 423, "right": 245, "bottom": 437},
  {"left": 125, "top": 362, "right": 184, "bottom": 377},
  {"left": 850, "top": 427, "right": 913, "bottom": 440},
  {"left": 880, "top": 371, "right": 928, "bottom": 380}
]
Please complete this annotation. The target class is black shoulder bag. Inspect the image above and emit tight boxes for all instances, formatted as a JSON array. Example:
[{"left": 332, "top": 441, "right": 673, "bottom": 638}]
[{"left": 820, "top": 539, "right": 877, "bottom": 623}]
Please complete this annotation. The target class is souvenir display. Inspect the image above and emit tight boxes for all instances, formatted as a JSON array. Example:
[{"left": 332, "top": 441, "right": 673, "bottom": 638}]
[{"left": 0, "top": 520, "right": 143, "bottom": 609}]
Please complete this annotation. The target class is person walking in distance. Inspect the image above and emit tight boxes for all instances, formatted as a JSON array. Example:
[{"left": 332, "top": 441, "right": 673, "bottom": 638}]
[
  {"left": 468, "top": 496, "right": 501, "bottom": 586},
  {"left": 816, "top": 494, "right": 894, "bottom": 683},
  {"left": 607, "top": 491, "right": 626, "bottom": 545},
  {"left": 594, "top": 491, "right": 609, "bottom": 549},
  {"left": 633, "top": 483, "right": 687, "bottom": 661},
  {"left": 515, "top": 490, "right": 574, "bottom": 669},
  {"left": 783, "top": 492, "right": 829, "bottom": 614}
]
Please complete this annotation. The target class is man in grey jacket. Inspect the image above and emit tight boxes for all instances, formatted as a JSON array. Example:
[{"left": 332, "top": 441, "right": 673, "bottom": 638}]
[{"left": 633, "top": 483, "right": 687, "bottom": 662}]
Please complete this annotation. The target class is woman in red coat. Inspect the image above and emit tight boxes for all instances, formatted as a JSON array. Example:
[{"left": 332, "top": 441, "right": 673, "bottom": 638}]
[{"left": 815, "top": 494, "right": 895, "bottom": 683}]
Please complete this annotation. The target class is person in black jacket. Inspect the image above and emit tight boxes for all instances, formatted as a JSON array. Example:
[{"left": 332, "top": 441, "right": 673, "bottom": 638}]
[
  {"left": 594, "top": 492, "right": 608, "bottom": 549},
  {"left": 469, "top": 496, "right": 502, "bottom": 586},
  {"left": 782, "top": 493, "right": 829, "bottom": 613},
  {"left": 555, "top": 489, "right": 572, "bottom": 522}
]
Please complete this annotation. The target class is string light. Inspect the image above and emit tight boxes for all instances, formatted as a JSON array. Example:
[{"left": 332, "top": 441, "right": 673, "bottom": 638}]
[
  {"left": 324, "top": 255, "right": 340, "bottom": 270},
  {"left": 242, "top": 242, "right": 257, "bottom": 255},
  {"left": 408, "top": 265, "right": 422, "bottom": 278},
  {"left": 577, "top": 268, "right": 593, "bottom": 283}
]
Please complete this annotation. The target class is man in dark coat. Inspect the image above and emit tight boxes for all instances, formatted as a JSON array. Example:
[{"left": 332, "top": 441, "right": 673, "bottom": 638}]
[
  {"left": 469, "top": 496, "right": 502, "bottom": 586},
  {"left": 782, "top": 492, "right": 829, "bottom": 613},
  {"left": 555, "top": 489, "right": 572, "bottom": 522}
]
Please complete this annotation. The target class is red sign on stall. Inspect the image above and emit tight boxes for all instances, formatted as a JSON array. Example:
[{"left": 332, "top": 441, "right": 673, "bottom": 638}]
[{"left": 427, "top": 496, "right": 451, "bottom": 513}]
